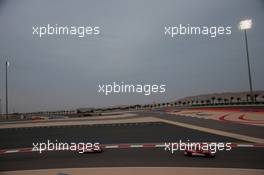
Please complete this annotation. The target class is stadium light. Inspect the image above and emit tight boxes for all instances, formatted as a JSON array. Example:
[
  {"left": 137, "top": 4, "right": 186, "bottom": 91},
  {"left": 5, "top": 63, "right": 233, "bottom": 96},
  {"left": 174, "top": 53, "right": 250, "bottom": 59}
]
[
  {"left": 239, "top": 19, "right": 252, "bottom": 30},
  {"left": 238, "top": 19, "right": 253, "bottom": 102}
]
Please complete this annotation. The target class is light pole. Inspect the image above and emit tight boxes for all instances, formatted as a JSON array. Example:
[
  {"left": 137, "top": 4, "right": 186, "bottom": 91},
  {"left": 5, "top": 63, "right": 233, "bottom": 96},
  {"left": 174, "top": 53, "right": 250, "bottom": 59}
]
[
  {"left": 0, "top": 98, "right": 2, "bottom": 116},
  {"left": 239, "top": 19, "right": 254, "bottom": 103},
  {"left": 5, "top": 61, "right": 10, "bottom": 119}
]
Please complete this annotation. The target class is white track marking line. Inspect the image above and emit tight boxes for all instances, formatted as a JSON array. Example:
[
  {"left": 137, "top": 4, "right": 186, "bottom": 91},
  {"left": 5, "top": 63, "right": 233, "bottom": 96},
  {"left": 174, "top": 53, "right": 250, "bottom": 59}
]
[
  {"left": 237, "top": 144, "right": 254, "bottom": 147},
  {"left": 5, "top": 150, "right": 19, "bottom": 153},
  {"left": 1, "top": 142, "right": 264, "bottom": 155},
  {"left": 104, "top": 145, "right": 118, "bottom": 149},
  {"left": 130, "top": 145, "right": 143, "bottom": 148},
  {"left": 155, "top": 144, "right": 165, "bottom": 147}
]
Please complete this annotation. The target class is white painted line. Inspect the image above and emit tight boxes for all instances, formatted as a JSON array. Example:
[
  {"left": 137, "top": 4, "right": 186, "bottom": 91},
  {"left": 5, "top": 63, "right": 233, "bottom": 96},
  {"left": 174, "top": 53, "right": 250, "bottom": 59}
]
[
  {"left": 237, "top": 144, "right": 254, "bottom": 147},
  {"left": 5, "top": 150, "right": 19, "bottom": 153},
  {"left": 104, "top": 145, "right": 118, "bottom": 149},
  {"left": 155, "top": 144, "right": 165, "bottom": 147},
  {"left": 1, "top": 142, "right": 263, "bottom": 155},
  {"left": 130, "top": 145, "right": 143, "bottom": 148}
]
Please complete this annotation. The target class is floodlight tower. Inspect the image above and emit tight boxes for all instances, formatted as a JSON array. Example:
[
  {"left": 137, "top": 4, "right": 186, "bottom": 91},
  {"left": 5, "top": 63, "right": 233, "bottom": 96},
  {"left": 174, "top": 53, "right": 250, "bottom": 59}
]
[
  {"left": 5, "top": 61, "right": 10, "bottom": 119},
  {"left": 239, "top": 19, "right": 254, "bottom": 102}
]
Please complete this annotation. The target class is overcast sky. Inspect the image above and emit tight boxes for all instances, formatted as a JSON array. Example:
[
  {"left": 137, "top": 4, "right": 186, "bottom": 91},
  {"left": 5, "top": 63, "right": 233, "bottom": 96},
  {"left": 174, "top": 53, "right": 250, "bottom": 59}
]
[{"left": 0, "top": 0, "right": 264, "bottom": 113}]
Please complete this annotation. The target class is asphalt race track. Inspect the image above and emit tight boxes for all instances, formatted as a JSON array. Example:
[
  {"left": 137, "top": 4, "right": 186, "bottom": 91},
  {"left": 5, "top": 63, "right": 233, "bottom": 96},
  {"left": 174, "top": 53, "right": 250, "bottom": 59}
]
[
  {"left": 0, "top": 148, "right": 263, "bottom": 171},
  {"left": 139, "top": 111, "right": 264, "bottom": 139},
  {"left": 0, "top": 122, "right": 242, "bottom": 149},
  {"left": 0, "top": 112, "right": 263, "bottom": 171}
]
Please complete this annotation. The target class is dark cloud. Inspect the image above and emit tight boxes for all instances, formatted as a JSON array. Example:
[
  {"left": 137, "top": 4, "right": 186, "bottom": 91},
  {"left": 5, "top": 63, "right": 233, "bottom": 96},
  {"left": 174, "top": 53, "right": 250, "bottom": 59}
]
[{"left": 0, "top": 0, "right": 263, "bottom": 112}]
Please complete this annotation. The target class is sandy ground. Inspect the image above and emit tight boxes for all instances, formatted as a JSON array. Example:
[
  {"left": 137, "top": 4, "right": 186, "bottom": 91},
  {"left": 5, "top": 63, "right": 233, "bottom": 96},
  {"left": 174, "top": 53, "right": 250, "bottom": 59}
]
[
  {"left": 0, "top": 113, "right": 137, "bottom": 124},
  {"left": 0, "top": 116, "right": 158, "bottom": 129},
  {"left": 0, "top": 167, "right": 263, "bottom": 175}
]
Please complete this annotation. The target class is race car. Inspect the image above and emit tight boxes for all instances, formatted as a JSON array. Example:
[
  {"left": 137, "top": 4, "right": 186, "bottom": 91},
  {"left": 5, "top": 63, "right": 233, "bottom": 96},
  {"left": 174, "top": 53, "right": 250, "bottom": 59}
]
[
  {"left": 78, "top": 145, "right": 103, "bottom": 154},
  {"left": 184, "top": 147, "right": 215, "bottom": 158}
]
